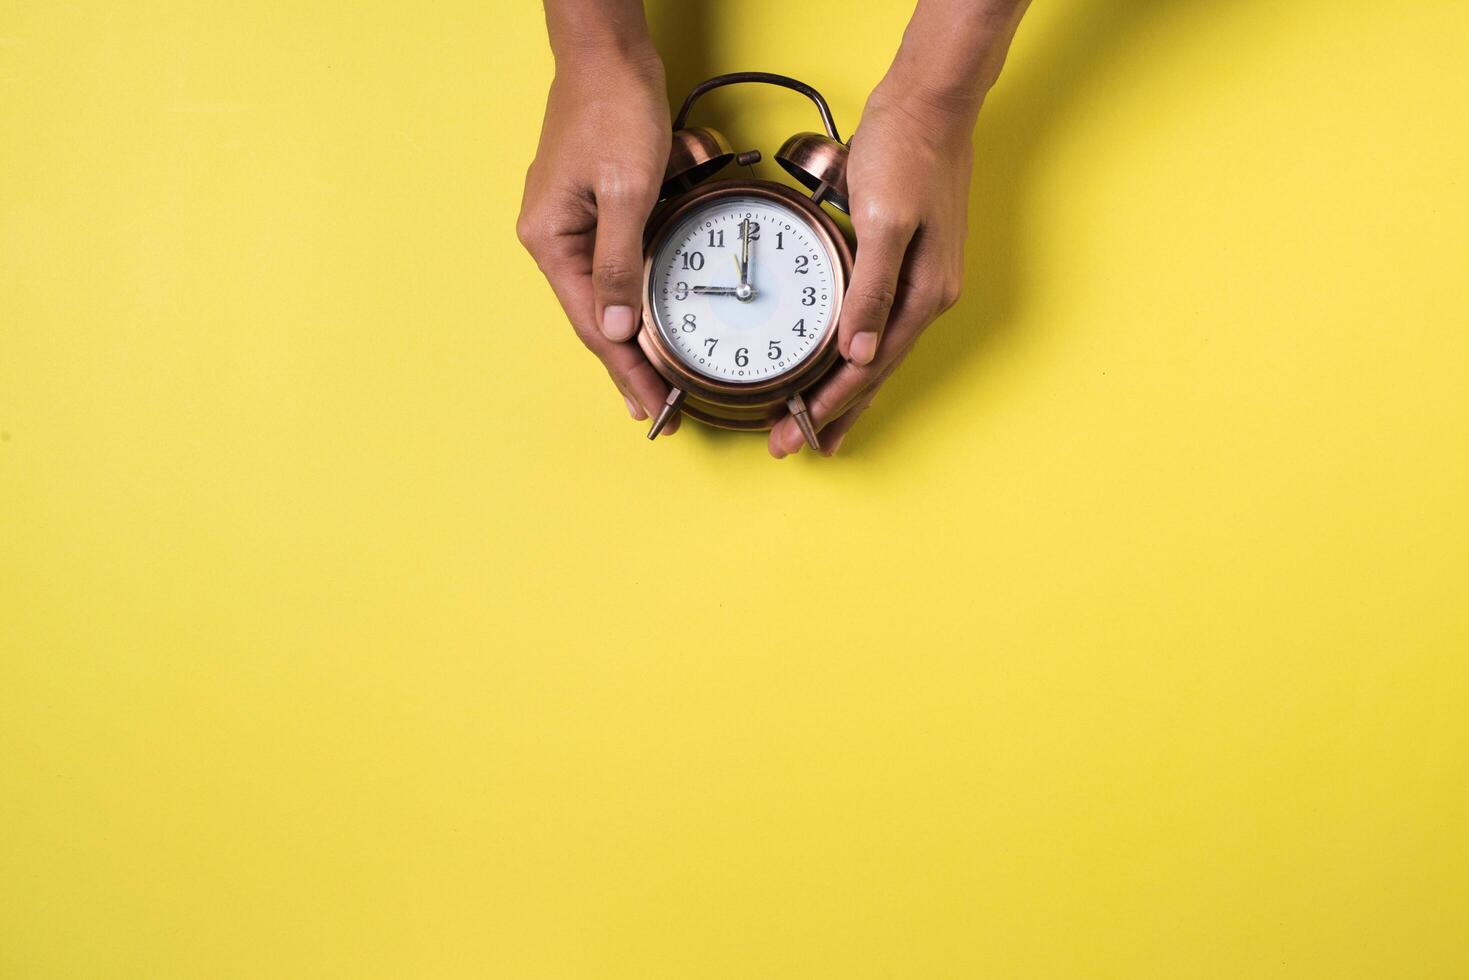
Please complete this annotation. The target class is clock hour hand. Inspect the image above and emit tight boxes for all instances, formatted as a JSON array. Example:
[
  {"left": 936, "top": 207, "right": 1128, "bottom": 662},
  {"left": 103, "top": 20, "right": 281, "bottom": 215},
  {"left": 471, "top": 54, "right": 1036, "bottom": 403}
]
[{"left": 691, "top": 285, "right": 740, "bottom": 296}]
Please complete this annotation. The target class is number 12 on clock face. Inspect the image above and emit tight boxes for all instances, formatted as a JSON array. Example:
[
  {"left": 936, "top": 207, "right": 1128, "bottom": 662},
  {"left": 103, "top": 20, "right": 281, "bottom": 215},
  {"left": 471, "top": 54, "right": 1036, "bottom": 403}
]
[{"left": 651, "top": 195, "right": 836, "bottom": 384}]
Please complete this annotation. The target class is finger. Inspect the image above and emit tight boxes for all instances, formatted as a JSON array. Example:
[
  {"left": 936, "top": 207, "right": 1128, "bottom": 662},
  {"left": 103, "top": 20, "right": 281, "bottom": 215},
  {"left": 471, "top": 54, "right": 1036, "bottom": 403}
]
[
  {"left": 817, "top": 346, "right": 913, "bottom": 455},
  {"left": 592, "top": 176, "right": 659, "bottom": 343},
  {"left": 601, "top": 338, "right": 673, "bottom": 428},
  {"left": 610, "top": 371, "right": 647, "bottom": 421},
  {"left": 538, "top": 248, "right": 670, "bottom": 420},
  {"left": 768, "top": 359, "right": 874, "bottom": 458},
  {"left": 839, "top": 209, "right": 916, "bottom": 366},
  {"left": 767, "top": 350, "right": 904, "bottom": 458},
  {"left": 769, "top": 286, "right": 931, "bottom": 458}
]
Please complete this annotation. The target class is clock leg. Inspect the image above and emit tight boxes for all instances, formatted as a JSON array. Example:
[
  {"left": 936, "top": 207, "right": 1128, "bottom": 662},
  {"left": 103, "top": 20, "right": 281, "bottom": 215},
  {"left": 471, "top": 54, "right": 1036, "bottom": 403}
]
[
  {"left": 647, "top": 387, "right": 686, "bottom": 441},
  {"left": 786, "top": 393, "right": 821, "bottom": 452}
]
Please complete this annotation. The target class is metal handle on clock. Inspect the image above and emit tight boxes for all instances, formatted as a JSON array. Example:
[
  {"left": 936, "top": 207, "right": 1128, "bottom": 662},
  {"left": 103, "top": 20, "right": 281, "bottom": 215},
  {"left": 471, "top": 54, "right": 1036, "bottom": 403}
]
[{"left": 672, "top": 72, "right": 844, "bottom": 142}]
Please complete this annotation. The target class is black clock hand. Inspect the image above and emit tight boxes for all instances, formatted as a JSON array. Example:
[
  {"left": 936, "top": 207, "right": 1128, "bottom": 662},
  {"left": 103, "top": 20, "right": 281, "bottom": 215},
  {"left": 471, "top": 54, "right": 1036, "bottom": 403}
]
[
  {"left": 740, "top": 218, "right": 751, "bottom": 289},
  {"left": 691, "top": 285, "right": 740, "bottom": 296}
]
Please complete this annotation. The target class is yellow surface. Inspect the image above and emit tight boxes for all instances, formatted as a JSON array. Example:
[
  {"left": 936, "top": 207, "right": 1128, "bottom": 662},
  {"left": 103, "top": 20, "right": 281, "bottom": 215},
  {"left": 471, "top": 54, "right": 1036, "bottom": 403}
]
[{"left": 3, "top": 1, "right": 1467, "bottom": 976}]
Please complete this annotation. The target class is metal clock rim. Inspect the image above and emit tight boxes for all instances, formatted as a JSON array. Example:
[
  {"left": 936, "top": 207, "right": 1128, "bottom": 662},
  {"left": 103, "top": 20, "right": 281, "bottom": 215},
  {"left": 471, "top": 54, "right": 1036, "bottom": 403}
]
[{"left": 638, "top": 178, "right": 853, "bottom": 402}]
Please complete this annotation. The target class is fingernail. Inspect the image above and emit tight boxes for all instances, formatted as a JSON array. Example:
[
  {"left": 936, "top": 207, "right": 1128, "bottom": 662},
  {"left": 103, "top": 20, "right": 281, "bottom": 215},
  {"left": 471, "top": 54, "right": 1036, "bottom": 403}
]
[
  {"left": 850, "top": 332, "right": 878, "bottom": 366},
  {"left": 824, "top": 432, "right": 846, "bottom": 456},
  {"left": 602, "top": 305, "right": 637, "bottom": 341},
  {"left": 624, "top": 396, "right": 645, "bottom": 420}
]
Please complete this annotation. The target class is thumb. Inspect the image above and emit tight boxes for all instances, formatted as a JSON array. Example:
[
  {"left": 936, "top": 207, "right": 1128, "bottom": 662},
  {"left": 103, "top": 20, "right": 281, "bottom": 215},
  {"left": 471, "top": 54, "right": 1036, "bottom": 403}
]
[
  {"left": 840, "top": 210, "right": 916, "bottom": 365},
  {"left": 592, "top": 178, "right": 659, "bottom": 342}
]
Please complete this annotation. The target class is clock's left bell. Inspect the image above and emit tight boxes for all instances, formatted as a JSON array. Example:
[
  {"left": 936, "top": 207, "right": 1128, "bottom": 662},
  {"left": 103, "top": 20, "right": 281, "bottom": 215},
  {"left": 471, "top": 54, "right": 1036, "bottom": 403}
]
[{"left": 660, "top": 127, "right": 734, "bottom": 199}]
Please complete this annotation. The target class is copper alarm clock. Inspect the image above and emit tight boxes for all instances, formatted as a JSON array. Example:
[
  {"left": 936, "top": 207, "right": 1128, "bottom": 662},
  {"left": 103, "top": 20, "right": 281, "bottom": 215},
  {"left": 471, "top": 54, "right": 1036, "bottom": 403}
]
[{"left": 640, "top": 73, "right": 854, "bottom": 451}]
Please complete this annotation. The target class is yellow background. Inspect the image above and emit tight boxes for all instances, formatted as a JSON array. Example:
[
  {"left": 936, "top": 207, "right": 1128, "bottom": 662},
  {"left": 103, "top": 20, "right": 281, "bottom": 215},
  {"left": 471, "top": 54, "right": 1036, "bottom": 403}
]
[{"left": 3, "top": 0, "right": 1467, "bottom": 976}]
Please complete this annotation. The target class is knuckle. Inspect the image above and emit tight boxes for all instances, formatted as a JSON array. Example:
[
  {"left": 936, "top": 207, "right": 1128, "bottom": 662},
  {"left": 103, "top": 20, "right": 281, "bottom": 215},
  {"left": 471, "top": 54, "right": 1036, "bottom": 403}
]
[
  {"left": 813, "top": 379, "right": 868, "bottom": 421},
  {"left": 939, "top": 278, "right": 963, "bottom": 312},
  {"left": 855, "top": 280, "right": 897, "bottom": 317},
  {"left": 854, "top": 198, "right": 890, "bottom": 227},
  {"left": 594, "top": 168, "right": 656, "bottom": 206},
  {"left": 625, "top": 359, "right": 661, "bottom": 390},
  {"left": 516, "top": 206, "right": 564, "bottom": 258},
  {"left": 571, "top": 319, "right": 605, "bottom": 352},
  {"left": 917, "top": 286, "right": 944, "bottom": 315},
  {"left": 607, "top": 367, "right": 633, "bottom": 395},
  {"left": 594, "top": 258, "right": 639, "bottom": 295},
  {"left": 811, "top": 390, "right": 845, "bottom": 421},
  {"left": 515, "top": 210, "right": 544, "bottom": 252},
  {"left": 913, "top": 278, "right": 950, "bottom": 315},
  {"left": 856, "top": 200, "right": 917, "bottom": 237}
]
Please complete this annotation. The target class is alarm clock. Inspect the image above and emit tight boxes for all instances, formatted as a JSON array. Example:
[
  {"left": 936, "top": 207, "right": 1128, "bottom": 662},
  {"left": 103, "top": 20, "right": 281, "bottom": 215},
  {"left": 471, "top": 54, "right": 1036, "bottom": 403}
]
[{"left": 640, "top": 72, "right": 854, "bottom": 451}]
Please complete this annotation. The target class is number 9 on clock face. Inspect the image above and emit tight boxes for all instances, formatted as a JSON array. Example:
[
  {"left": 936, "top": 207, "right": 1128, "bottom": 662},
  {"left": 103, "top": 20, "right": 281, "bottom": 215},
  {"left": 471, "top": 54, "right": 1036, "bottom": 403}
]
[{"left": 649, "top": 195, "right": 836, "bottom": 383}]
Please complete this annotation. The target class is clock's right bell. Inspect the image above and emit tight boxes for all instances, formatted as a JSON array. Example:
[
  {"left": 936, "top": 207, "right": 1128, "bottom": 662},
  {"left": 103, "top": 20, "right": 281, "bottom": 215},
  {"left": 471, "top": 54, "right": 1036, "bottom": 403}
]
[{"left": 775, "top": 132, "right": 850, "bottom": 213}]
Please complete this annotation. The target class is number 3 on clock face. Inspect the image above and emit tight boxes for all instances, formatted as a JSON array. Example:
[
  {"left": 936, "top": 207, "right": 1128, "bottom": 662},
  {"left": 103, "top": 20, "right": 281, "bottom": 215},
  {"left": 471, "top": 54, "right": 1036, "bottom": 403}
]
[{"left": 650, "top": 195, "right": 836, "bottom": 383}]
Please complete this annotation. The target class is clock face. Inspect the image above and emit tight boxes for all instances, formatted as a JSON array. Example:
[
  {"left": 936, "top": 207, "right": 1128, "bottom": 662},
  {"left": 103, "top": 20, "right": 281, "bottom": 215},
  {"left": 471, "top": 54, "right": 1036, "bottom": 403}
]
[{"left": 648, "top": 193, "right": 837, "bottom": 384}]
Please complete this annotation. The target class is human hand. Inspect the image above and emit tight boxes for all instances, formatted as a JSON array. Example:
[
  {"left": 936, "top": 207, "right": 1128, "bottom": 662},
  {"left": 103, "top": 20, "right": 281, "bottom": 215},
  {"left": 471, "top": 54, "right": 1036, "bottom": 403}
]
[
  {"left": 768, "top": 80, "right": 978, "bottom": 458},
  {"left": 516, "top": 47, "right": 676, "bottom": 426}
]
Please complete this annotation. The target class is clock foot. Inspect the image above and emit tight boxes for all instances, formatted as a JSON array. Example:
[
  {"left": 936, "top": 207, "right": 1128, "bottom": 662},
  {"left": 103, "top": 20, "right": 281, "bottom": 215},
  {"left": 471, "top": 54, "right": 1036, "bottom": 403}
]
[
  {"left": 647, "top": 388, "right": 686, "bottom": 441},
  {"left": 787, "top": 393, "right": 821, "bottom": 452}
]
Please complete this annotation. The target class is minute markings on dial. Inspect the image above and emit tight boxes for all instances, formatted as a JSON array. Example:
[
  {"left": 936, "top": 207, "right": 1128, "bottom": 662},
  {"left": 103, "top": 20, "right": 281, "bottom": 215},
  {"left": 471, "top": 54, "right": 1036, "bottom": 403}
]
[{"left": 652, "top": 197, "right": 834, "bottom": 382}]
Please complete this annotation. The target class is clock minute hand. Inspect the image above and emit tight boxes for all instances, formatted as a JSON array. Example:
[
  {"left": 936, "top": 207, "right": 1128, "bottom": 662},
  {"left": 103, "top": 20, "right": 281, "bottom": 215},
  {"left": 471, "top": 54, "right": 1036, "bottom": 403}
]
[{"left": 740, "top": 218, "right": 751, "bottom": 289}]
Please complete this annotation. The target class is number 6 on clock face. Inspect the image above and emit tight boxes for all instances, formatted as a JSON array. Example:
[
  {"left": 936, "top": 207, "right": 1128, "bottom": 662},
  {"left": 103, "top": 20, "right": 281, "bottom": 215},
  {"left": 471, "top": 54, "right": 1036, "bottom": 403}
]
[{"left": 650, "top": 194, "right": 837, "bottom": 383}]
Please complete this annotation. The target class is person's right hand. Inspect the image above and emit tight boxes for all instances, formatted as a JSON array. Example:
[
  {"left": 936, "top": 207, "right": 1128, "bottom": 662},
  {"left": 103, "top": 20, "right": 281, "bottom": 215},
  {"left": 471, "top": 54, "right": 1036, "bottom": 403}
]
[{"left": 516, "top": 48, "right": 675, "bottom": 425}]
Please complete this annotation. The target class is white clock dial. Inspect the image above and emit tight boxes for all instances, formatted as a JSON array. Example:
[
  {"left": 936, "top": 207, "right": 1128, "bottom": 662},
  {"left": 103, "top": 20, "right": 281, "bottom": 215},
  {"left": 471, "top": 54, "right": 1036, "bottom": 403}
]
[{"left": 649, "top": 194, "right": 836, "bottom": 383}]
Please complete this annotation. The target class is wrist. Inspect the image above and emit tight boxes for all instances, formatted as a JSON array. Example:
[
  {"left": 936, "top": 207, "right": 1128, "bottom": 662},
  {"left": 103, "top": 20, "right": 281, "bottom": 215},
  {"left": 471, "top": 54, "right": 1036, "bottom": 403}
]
[
  {"left": 871, "top": 69, "right": 985, "bottom": 133},
  {"left": 879, "top": 0, "right": 1029, "bottom": 120},
  {"left": 546, "top": 5, "right": 662, "bottom": 78},
  {"left": 865, "top": 73, "right": 982, "bottom": 147},
  {"left": 551, "top": 41, "right": 664, "bottom": 96}
]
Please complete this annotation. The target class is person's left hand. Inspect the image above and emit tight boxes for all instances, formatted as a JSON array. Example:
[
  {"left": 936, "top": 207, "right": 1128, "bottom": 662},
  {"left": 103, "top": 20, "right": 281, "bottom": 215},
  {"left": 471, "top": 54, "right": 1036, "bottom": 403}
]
[{"left": 768, "top": 81, "right": 980, "bottom": 458}]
